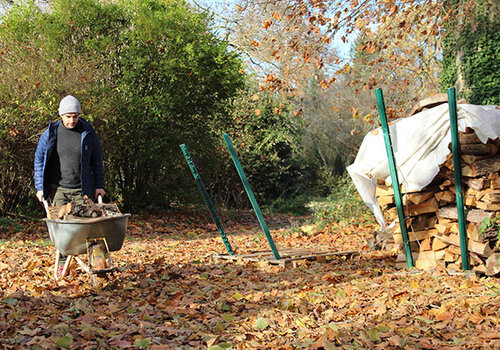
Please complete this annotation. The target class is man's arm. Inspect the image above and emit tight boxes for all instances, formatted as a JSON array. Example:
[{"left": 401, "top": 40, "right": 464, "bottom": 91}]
[{"left": 34, "top": 130, "right": 48, "bottom": 202}]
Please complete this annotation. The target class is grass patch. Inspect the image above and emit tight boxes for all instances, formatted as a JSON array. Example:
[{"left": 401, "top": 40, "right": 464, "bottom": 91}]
[
  {"left": 263, "top": 175, "right": 375, "bottom": 228},
  {"left": 306, "top": 176, "right": 374, "bottom": 226}
]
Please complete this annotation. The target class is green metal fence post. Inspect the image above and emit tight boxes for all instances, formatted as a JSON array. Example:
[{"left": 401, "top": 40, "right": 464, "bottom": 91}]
[
  {"left": 222, "top": 134, "right": 281, "bottom": 260},
  {"left": 180, "top": 144, "right": 234, "bottom": 255},
  {"left": 447, "top": 88, "right": 470, "bottom": 270},
  {"left": 375, "top": 89, "right": 415, "bottom": 269}
]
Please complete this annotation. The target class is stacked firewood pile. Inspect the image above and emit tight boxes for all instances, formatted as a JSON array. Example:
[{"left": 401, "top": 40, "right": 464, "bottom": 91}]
[
  {"left": 46, "top": 196, "right": 121, "bottom": 220},
  {"left": 375, "top": 129, "right": 500, "bottom": 276}
]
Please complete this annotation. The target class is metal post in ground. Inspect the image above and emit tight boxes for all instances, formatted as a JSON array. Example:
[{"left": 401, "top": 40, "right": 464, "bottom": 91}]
[
  {"left": 180, "top": 143, "right": 234, "bottom": 255},
  {"left": 446, "top": 87, "right": 470, "bottom": 270},
  {"left": 375, "top": 88, "right": 415, "bottom": 269},
  {"left": 222, "top": 134, "right": 281, "bottom": 260}
]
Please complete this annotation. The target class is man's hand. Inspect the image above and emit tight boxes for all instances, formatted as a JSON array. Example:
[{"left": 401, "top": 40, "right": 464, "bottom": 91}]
[
  {"left": 36, "top": 190, "right": 44, "bottom": 202},
  {"left": 95, "top": 188, "right": 106, "bottom": 199}
]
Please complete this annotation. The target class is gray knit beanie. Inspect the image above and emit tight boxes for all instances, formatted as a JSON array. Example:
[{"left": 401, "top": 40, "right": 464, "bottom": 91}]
[{"left": 58, "top": 95, "right": 81, "bottom": 116}]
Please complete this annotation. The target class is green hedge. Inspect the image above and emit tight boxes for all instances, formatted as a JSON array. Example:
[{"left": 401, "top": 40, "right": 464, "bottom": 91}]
[{"left": 440, "top": 0, "right": 500, "bottom": 105}]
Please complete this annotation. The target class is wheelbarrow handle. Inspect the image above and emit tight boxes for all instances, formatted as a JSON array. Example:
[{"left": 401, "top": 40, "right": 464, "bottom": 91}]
[{"left": 42, "top": 198, "right": 50, "bottom": 216}]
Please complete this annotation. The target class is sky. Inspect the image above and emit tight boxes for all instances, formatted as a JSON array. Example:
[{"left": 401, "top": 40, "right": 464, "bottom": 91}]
[{"left": 188, "top": 0, "right": 354, "bottom": 61}]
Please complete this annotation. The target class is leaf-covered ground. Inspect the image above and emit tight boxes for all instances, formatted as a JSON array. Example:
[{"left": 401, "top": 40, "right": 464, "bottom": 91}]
[{"left": 1, "top": 211, "right": 499, "bottom": 349}]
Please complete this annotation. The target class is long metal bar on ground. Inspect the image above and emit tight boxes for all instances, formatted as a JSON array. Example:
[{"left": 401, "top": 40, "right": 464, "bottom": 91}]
[
  {"left": 222, "top": 133, "right": 281, "bottom": 260},
  {"left": 446, "top": 88, "right": 470, "bottom": 270},
  {"left": 180, "top": 144, "right": 234, "bottom": 255},
  {"left": 375, "top": 88, "right": 415, "bottom": 269}
]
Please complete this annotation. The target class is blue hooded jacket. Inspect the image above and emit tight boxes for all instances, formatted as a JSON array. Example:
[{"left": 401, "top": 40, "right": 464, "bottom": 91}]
[{"left": 34, "top": 118, "right": 104, "bottom": 199}]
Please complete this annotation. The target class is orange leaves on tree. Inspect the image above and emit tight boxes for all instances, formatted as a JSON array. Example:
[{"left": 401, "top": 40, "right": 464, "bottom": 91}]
[
  {"left": 360, "top": 42, "right": 376, "bottom": 54},
  {"left": 263, "top": 73, "right": 283, "bottom": 92},
  {"left": 351, "top": 107, "right": 359, "bottom": 118},
  {"left": 250, "top": 41, "right": 260, "bottom": 47},
  {"left": 320, "top": 80, "right": 329, "bottom": 90},
  {"left": 263, "top": 19, "right": 272, "bottom": 29}
]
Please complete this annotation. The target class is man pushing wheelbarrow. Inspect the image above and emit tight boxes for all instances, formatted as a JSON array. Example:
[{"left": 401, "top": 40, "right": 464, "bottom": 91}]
[{"left": 34, "top": 95, "right": 130, "bottom": 287}]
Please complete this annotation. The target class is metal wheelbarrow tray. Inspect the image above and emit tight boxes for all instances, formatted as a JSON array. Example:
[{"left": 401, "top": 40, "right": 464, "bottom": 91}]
[
  {"left": 44, "top": 213, "right": 131, "bottom": 285},
  {"left": 44, "top": 214, "right": 131, "bottom": 256}
]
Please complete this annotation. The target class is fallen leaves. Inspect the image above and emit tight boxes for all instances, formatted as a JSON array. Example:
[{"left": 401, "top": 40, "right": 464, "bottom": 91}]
[{"left": 0, "top": 211, "right": 499, "bottom": 349}]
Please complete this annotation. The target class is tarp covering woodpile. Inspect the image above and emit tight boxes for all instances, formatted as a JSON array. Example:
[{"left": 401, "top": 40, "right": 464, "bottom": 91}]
[{"left": 347, "top": 104, "right": 500, "bottom": 274}]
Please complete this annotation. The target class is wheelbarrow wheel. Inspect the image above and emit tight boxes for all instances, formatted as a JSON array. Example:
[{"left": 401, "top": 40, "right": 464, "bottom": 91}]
[{"left": 88, "top": 241, "right": 110, "bottom": 288}]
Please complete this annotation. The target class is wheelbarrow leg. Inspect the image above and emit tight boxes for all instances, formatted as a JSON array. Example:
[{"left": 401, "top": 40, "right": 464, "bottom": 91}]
[{"left": 54, "top": 250, "right": 73, "bottom": 281}]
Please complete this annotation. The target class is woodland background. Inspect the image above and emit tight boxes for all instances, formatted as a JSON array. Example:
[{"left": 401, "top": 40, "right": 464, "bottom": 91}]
[{"left": 0, "top": 0, "right": 498, "bottom": 215}]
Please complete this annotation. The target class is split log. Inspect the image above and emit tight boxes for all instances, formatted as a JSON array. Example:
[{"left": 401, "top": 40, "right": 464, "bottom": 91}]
[
  {"left": 475, "top": 201, "right": 500, "bottom": 211},
  {"left": 394, "top": 229, "right": 437, "bottom": 244},
  {"left": 473, "top": 265, "right": 487, "bottom": 274},
  {"left": 467, "top": 223, "right": 480, "bottom": 242},
  {"left": 460, "top": 142, "right": 498, "bottom": 156},
  {"left": 406, "top": 191, "right": 437, "bottom": 205},
  {"left": 419, "top": 238, "right": 432, "bottom": 251},
  {"left": 46, "top": 199, "right": 121, "bottom": 220},
  {"left": 435, "top": 190, "right": 455, "bottom": 204},
  {"left": 463, "top": 154, "right": 500, "bottom": 177},
  {"left": 447, "top": 262, "right": 461, "bottom": 270},
  {"left": 485, "top": 254, "right": 500, "bottom": 276},
  {"left": 377, "top": 195, "right": 395, "bottom": 208},
  {"left": 414, "top": 250, "right": 446, "bottom": 269},
  {"left": 459, "top": 132, "right": 482, "bottom": 144},
  {"left": 436, "top": 234, "right": 493, "bottom": 257},
  {"left": 479, "top": 190, "right": 500, "bottom": 204},
  {"left": 490, "top": 173, "right": 500, "bottom": 189},
  {"left": 446, "top": 245, "right": 462, "bottom": 256},
  {"left": 432, "top": 237, "right": 449, "bottom": 250},
  {"left": 464, "top": 195, "right": 477, "bottom": 207},
  {"left": 466, "top": 177, "right": 489, "bottom": 191},
  {"left": 469, "top": 252, "right": 484, "bottom": 267},
  {"left": 435, "top": 223, "right": 451, "bottom": 235},
  {"left": 444, "top": 249, "right": 457, "bottom": 262},
  {"left": 395, "top": 214, "right": 437, "bottom": 234},
  {"left": 438, "top": 206, "right": 495, "bottom": 223},
  {"left": 375, "top": 185, "right": 393, "bottom": 197},
  {"left": 408, "top": 198, "right": 439, "bottom": 216}
]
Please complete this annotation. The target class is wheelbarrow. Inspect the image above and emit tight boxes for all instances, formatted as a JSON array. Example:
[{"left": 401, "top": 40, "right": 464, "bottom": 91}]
[{"left": 43, "top": 197, "right": 130, "bottom": 286}]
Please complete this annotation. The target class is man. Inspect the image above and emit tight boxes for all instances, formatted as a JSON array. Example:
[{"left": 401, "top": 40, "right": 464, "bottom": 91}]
[{"left": 34, "top": 95, "right": 105, "bottom": 206}]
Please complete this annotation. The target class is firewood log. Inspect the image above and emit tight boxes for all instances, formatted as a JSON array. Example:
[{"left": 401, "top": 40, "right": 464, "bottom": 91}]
[
  {"left": 438, "top": 206, "right": 495, "bottom": 223},
  {"left": 436, "top": 234, "right": 493, "bottom": 257},
  {"left": 485, "top": 253, "right": 500, "bottom": 276},
  {"left": 461, "top": 142, "right": 499, "bottom": 156},
  {"left": 459, "top": 132, "right": 482, "bottom": 144}
]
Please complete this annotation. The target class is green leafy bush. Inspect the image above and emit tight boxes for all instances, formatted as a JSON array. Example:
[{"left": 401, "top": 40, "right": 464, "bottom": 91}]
[
  {"left": 0, "top": 0, "right": 244, "bottom": 212},
  {"left": 211, "top": 88, "right": 312, "bottom": 209}
]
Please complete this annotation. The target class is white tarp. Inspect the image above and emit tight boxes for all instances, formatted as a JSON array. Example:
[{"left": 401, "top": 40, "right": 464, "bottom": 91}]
[{"left": 347, "top": 104, "right": 500, "bottom": 229}]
